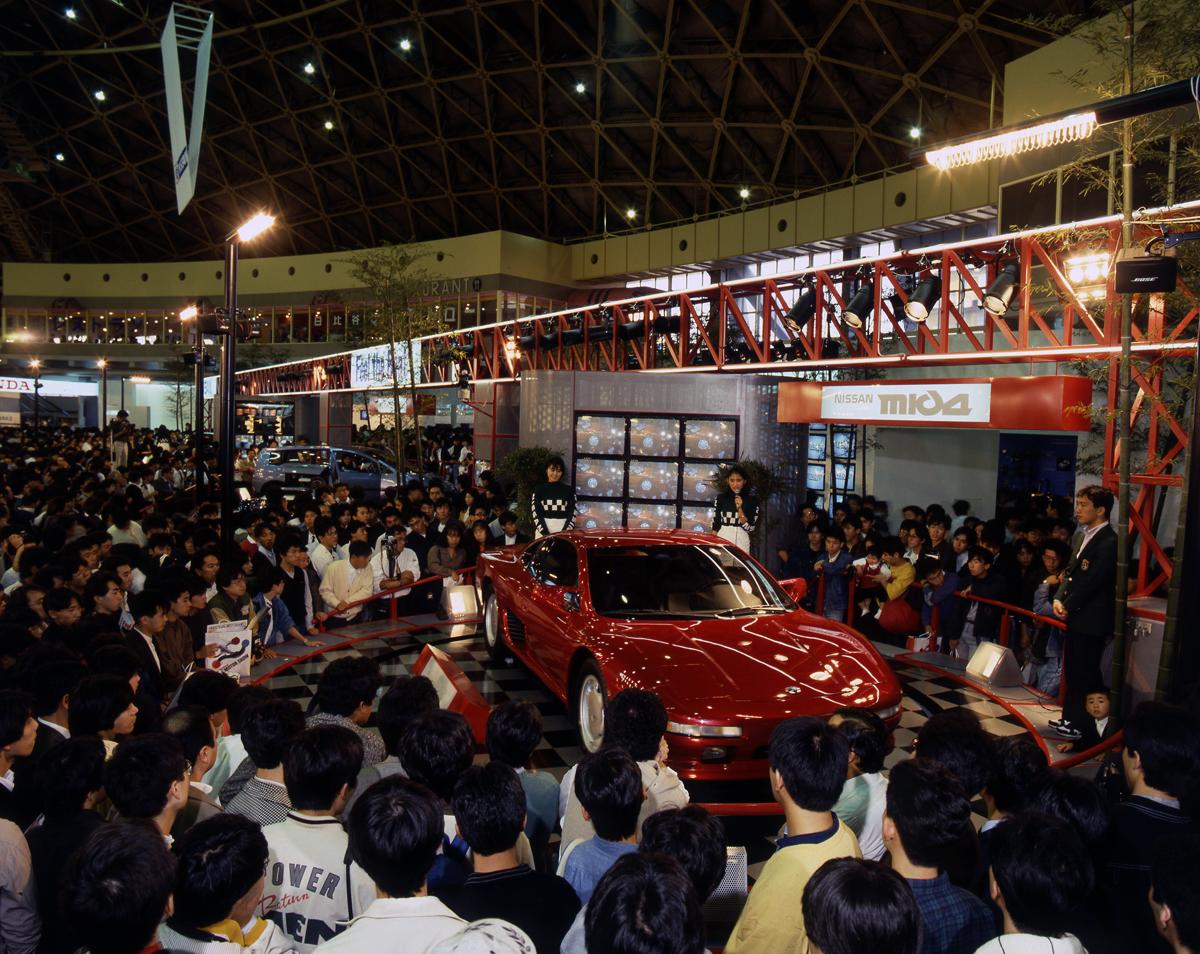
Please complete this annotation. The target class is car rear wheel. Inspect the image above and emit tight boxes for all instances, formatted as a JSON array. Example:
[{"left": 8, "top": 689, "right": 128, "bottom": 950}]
[
  {"left": 484, "top": 592, "right": 506, "bottom": 661},
  {"left": 574, "top": 659, "right": 607, "bottom": 753}
]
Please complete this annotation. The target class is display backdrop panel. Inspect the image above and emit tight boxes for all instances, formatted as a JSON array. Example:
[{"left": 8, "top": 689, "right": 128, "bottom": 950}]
[
  {"left": 575, "top": 415, "right": 627, "bottom": 456},
  {"left": 576, "top": 500, "right": 625, "bottom": 530},
  {"left": 628, "top": 461, "right": 680, "bottom": 500},
  {"left": 575, "top": 458, "right": 626, "bottom": 498},
  {"left": 629, "top": 418, "right": 681, "bottom": 457},
  {"left": 573, "top": 412, "right": 737, "bottom": 531},
  {"left": 683, "top": 419, "right": 736, "bottom": 459}
]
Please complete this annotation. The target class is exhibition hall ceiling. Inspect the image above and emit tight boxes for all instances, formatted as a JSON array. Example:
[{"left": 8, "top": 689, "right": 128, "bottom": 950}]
[{"left": 0, "top": 0, "right": 1083, "bottom": 263}]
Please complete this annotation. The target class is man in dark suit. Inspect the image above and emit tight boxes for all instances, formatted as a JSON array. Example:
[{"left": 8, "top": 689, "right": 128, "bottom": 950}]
[
  {"left": 11, "top": 660, "right": 83, "bottom": 827},
  {"left": 1050, "top": 485, "right": 1118, "bottom": 742},
  {"left": 124, "top": 591, "right": 170, "bottom": 729}
]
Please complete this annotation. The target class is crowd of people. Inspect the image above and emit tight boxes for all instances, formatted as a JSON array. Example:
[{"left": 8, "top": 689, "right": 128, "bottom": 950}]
[
  {"left": 776, "top": 487, "right": 1117, "bottom": 745},
  {"left": 0, "top": 423, "right": 1194, "bottom": 954}
]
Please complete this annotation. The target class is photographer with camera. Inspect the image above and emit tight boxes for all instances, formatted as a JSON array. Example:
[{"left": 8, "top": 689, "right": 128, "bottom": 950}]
[{"left": 370, "top": 524, "right": 421, "bottom": 618}]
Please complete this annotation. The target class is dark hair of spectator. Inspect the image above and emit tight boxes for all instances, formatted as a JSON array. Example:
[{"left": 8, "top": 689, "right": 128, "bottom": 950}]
[
  {"left": 68, "top": 675, "right": 134, "bottom": 737},
  {"left": 347, "top": 776, "right": 443, "bottom": 898},
  {"left": 986, "top": 736, "right": 1049, "bottom": 815},
  {"left": 29, "top": 659, "right": 85, "bottom": 718},
  {"left": 452, "top": 762, "right": 527, "bottom": 856},
  {"left": 241, "top": 699, "right": 306, "bottom": 770},
  {"left": 216, "top": 565, "right": 244, "bottom": 589},
  {"left": 1076, "top": 484, "right": 1114, "bottom": 517},
  {"left": 803, "top": 858, "right": 920, "bottom": 954},
  {"left": 170, "top": 814, "right": 269, "bottom": 929},
  {"left": 989, "top": 813, "right": 1094, "bottom": 936},
  {"left": 37, "top": 735, "right": 106, "bottom": 818},
  {"left": 104, "top": 732, "right": 186, "bottom": 820},
  {"left": 84, "top": 571, "right": 121, "bottom": 608},
  {"left": 1030, "top": 770, "right": 1111, "bottom": 854},
  {"left": 1123, "top": 701, "right": 1200, "bottom": 798},
  {"left": 129, "top": 590, "right": 166, "bottom": 624},
  {"left": 87, "top": 643, "right": 141, "bottom": 682},
  {"left": 486, "top": 699, "right": 544, "bottom": 769},
  {"left": 586, "top": 853, "right": 705, "bottom": 954},
  {"left": 314, "top": 656, "right": 382, "bottom": 717},
  {"left": 43, "top": 587, "right": 80, "bottom": 615},
  {"left": 832, "top": 708, "right": 888, "bottom": 775},
  {"left": 63, "top": 820, "right": 176, "bottom": 954},
  {"left": 640, "top": 805, "right": 727, "bottom": 903},
  {"left": 177, "top": 669, "right": 238, "bottom": 716},
  {"left": 879, "top": 536, "right": 906, "bottom": 558},
  {"left": 161, "top": 705, "right": 216, "bottom": 766},
  {"left": 915, "top": 710, "right": 995, "bottom": 797},
  {"left": 575, "top": 747, "right": 643, "bottom": 841},
  {"left": 378, "top": 676, "right": 439, "bottom": 757},
  {"left": 885, "top": 758, "right": 972, "bottom": 870},
  {"left": 226, "top": 684, "right": 276, "bottom": 736},
  {"left": 605, "top": 689, "right": 668, "bottom": 762},
  {"left": 284, "top": 725, "right": 364, "bottom": 811},
  {"left": 401, "top": 709, "right": 475, "bottom": 802},
  {"left": 768, "top": 716, "right": 848, "bottom": 812}
]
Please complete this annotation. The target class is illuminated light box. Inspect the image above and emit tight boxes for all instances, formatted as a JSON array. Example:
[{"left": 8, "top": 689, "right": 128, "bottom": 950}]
[
  {"left": 575, "top": 416, "right": 626, "bottom": 456},
  {"left": 680, "top": 505, "right": 714, "bottom": 534},
  {"left": 629, "top": 418, "right": 680, "bottom": 457},
  {"left": 627, "top": 504, "right": 679, "bottom": 531},
  {"left": 682, "top": 463, "right": 720, "bottom": 502},
  {"left": 577, "top": 501, "right": 625, "bottom": 530},
  {"left": 684, "top": 419, "right": 736, "bottom": 459},
  {"left": 965, "top": 641, "right": 1023, "bottom": 688},
  {"left": 575, "top": 458, "right": 625, "bottom": 498},
  {"left": 627, "top": 461, "right": 680, "bottom": 500}
]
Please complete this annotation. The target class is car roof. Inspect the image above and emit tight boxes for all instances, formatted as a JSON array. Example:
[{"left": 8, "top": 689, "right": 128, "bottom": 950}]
[{"left": 547, "top": 529, "right": 726, "bottom": 549}]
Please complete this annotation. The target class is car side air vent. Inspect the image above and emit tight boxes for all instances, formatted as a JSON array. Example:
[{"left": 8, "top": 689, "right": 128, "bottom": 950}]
[{"left": 505, "top": 611, "right": 526, "bottom": 643}]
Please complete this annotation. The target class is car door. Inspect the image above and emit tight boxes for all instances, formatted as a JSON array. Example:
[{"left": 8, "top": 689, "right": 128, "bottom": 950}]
[
  {"left": 523, "top": 538, "right": 581, "bottom": 678},
  {"left": 334, "top": 450, "right": 381, "bottom": 498}
]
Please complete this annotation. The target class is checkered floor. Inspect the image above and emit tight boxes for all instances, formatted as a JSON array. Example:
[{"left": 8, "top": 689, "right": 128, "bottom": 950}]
[{"left": 254, "top": 618, "right": 1043, "bottom": 786}]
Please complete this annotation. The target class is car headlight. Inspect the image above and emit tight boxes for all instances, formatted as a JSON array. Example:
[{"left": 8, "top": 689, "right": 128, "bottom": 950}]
[
  {"left": 666, "top": 721, "right": 743, "bottom": 739},
  {"left": 873, "top": 704, "right": 900, "bottom": 720}
]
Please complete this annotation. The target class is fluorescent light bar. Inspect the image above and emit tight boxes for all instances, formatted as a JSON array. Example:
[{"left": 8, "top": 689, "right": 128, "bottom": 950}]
[
  {"left": 926, "top": 112, "right": 1097, "bottom": 171},
  {"left": 666, "top": 721, "right": 742, "bottom": 739}
]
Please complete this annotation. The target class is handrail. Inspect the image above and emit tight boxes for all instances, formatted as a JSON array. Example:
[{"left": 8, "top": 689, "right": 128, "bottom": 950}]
[{"left": 313, "top": 562, "right": 477, "bottom": 631}]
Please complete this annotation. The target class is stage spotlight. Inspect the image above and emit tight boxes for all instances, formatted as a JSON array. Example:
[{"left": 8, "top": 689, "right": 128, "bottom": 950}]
[
  {"left": 842, "top": 282, "right": 873, "bottom": 329},
  {"left": 983, "top": 263, "right": 1020, "bottom": 316},
  {"left": 904, "top": 274, "right": 941, "bottom": 323},
  {"left": 784, "top": 286, "right": 816, "bottom": 334}
]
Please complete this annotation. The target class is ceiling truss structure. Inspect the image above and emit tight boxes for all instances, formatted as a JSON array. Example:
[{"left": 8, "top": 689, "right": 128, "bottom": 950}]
[{"left": 0, "top": 0, "right": 1080, "bottom": 263}]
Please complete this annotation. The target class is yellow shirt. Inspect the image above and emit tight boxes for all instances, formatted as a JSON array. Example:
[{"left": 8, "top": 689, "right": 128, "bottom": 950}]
[
  {"left": 884, "top": 559, "right": 916, "bottom": 600},
  {"left": 725, "top": 817, "right": 861, "bottom": 954}
]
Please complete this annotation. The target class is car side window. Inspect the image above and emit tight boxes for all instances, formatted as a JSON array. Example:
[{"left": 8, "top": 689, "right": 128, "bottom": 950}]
[
  {"left": 522, "top": 540, "right": 548, "bottom": 577},
  {"left": 538, "top": 539, "right": 579, "bottom": 588},
  {"left": 351, "top": 453, "right": 379, "bottom": 475}
]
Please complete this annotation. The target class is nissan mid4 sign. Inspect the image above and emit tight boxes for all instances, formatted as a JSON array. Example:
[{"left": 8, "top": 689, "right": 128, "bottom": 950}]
[
  {"left": 777, "top": 376, "right": 1093, "bottom": 431},
  {"left": 821, "top": 383, "right": 992, "bottom": 424}
]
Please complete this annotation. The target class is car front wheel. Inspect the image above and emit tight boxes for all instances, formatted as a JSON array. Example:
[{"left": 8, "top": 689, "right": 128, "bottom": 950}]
[
  {"left": 574, "top": 659, "right": 607, "bottom": 753},
  {"left": 484, "top": 592, "right": 506, "bottom": 661}
]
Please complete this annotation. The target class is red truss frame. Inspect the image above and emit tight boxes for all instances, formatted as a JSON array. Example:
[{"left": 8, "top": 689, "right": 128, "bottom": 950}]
[{"left": 236, "top": 202, "right": 1200, "bottom": 595}]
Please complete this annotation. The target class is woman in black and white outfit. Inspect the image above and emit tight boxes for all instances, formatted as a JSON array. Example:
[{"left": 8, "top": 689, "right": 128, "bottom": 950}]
[{"left": 712, "top": 465, "right": 758, "bottom": 552}]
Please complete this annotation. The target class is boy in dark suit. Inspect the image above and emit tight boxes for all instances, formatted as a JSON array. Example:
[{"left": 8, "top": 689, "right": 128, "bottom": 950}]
[{"left": 1049, "top": 486, "right": 1117, "bottom": 742}]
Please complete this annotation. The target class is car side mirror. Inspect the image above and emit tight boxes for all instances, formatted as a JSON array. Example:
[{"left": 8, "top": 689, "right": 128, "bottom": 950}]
[
  {"left": 781, "top": 577, "right": 807, "bottom": 603},
  {"left": 563, "top": 591, "right": 581, "bottom": 612}
]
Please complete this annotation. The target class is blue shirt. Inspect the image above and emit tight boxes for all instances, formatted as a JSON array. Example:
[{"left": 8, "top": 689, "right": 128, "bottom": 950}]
[
  {"left": 562, "top": 837, "right": 637, "bottom": 904},
  {"left": 820, "top": 550, "right": 854, "bottom": 612},
  {"left": 906, "top": 872, "right": 997, "bottom": 954}
]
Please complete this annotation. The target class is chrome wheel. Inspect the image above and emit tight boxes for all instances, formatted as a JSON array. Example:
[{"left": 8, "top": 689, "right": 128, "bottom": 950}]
[
  {"left": 577, "top": 671, "right": 606, "bottom": 752},
  {"left": 482, "top": 592, "right": 506, "bottom": 662}
]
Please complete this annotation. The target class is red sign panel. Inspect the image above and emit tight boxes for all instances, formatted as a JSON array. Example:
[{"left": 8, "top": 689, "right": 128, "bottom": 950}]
[{"left": 777, "top": 376, "right": 1093, "bottom": 431}]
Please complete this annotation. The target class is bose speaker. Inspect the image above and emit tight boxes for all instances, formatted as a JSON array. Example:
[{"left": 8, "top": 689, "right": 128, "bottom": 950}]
[
  {"left": 965, "top": 642, "right": 1023, "bottom": 688},
  {"left": 1115, "top": 255, "right": 1178, "bottom": 294}
]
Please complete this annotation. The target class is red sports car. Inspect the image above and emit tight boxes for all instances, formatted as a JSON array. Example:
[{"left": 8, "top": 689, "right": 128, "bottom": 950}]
[{"left": 477, "top": 529, "right": 903, "bottom": 782}]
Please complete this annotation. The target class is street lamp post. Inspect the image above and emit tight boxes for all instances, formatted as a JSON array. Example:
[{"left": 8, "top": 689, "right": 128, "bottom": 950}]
[
  {"left": 180, "top": 306, "right": 205, "bottom": 505},
  {"left": 218, "top": 212, "right": 276, "bottom": 552},
  {"left": 97, "top": 359, "right": 108, "bottom": 433},
  {"left": 29, "top": 360, "right": 40, "bottom": 432}
]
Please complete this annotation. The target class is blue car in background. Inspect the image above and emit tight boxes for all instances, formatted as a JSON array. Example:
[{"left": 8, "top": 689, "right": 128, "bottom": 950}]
[{"left": 252, "top": 445, "right": 401, "bottom": 501}]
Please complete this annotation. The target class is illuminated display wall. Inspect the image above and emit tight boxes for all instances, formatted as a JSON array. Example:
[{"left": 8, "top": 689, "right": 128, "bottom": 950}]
[{"left": 573, "top": 413, "right": 739, "bottom": 531}]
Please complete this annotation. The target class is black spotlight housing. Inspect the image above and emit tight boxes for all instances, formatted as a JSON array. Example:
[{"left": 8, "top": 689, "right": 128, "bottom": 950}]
[
  {"left": 904, "top": 274, "right": 941, "bottom": 323},
  {"left": 784, "top": 285, "right": 817, "bottom": 334},
  {"left": 983, "top": 263, "right": 1020, "bottom": 316},
  {"left": 843, "top": 282, "right": 873, "bottom": 329}
]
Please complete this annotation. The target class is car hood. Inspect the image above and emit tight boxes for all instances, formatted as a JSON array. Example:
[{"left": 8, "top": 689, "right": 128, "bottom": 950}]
[{"left": 598, "top": 611, "right": 900, "bottom": 718}]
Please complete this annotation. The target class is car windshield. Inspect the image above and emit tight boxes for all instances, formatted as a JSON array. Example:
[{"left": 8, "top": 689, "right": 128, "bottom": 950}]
[{"left": 588, "top": 544, "right": 795, "bottom": 619}]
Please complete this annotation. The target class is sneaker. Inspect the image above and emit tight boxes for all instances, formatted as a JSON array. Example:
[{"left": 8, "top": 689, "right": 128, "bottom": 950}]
[{"left": 1049, "top": 717, "right": 1082, "bottom": 740}]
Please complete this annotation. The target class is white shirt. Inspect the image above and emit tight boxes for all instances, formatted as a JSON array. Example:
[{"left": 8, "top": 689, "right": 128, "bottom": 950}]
[
  {"left": 975, "top": 934, "right": 1086, "bottom": 954},
  {"left": 37, "top": 718, "right": 68, "bottom": 740},
  {"left": 316, "top": 897, "right": 466, "bottom": 954},
  {"left": 1076, "top": 521, "right": 1110, "bottom": 556},
  {"left": 308, "top": 542, "right": 337, "bottom": 578},
  {"left": 135, "top": 627, "right": 162, "bottom": 673},
  {"left": 319, "top": 560, "right": 375, "bottom": 620},
  {"left": 370, "top": 547, "right": 421, "bottom": 598},
  {"left": 0, "top": 770, "right": 13, "bottom": 793}
]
